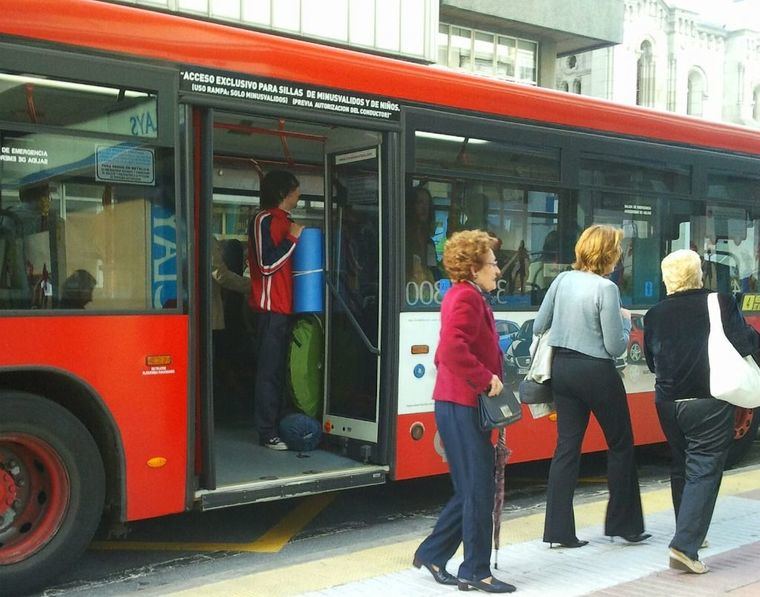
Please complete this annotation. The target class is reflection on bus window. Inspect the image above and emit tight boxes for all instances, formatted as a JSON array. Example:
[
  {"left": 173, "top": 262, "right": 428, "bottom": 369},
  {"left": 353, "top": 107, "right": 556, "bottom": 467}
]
[
  {"left": 582, "top": 191, "right": 660, "bottom": 306},
  {"left": 669, "top": 197, "right": 759, "bottom": 298},
  {"left": 0, "top": 72, "right": 157, "bottom": 137},
  {"left": 0, "top": 130, "right": 175, "bottom": 311},
  {"left": 404, "top": 177, "right": 572, "bottom": 309}
]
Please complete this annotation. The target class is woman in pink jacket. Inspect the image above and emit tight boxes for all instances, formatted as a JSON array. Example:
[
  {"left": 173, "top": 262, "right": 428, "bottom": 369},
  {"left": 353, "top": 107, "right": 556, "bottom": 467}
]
[{"left": 413, "top": 230, "right": 515, "bottom": 594}]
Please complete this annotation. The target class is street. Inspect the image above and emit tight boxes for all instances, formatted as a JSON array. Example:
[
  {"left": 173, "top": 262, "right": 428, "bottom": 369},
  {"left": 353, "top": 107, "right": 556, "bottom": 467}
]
[{"left": 32, "top": 440, "right": 760, "bottom": 596}]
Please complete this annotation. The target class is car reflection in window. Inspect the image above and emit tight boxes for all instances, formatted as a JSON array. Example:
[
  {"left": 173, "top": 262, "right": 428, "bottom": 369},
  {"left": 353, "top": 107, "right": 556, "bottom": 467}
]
[
  {"left": 504, "top": 318, "right": 626, "bottom": 385},
  {"left": 495, "top": 319, "right": 520, "bottom": 353}
]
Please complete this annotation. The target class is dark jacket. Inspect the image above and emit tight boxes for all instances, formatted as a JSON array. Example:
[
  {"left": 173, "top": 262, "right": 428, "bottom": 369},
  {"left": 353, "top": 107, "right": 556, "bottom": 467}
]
[
  {"left": 433, "top": 281, "right": 502, "bottom": 407},
  {"left": 644, "top": 289, "right": 760, "bottom": 402}
]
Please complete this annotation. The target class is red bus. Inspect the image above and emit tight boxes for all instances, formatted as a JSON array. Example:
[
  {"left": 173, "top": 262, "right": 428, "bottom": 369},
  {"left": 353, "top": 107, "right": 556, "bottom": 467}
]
[{"left": 2, "top": 1, "right": 760, "bottom": 593}]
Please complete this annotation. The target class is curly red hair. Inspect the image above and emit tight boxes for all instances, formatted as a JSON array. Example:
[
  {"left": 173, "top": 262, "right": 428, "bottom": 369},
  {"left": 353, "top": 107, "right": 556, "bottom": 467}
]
[{"left": 442, "top": 230, "right": 496, "bottom": 282}]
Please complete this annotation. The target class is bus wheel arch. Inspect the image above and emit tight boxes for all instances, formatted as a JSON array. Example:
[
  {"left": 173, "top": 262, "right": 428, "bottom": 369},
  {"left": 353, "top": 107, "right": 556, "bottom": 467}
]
[
  {"left": 0, "top": 390, "right": 106, "bottom": 594},
  {"left": 0, "top": 369, "right": 124, "bottom": 519}
]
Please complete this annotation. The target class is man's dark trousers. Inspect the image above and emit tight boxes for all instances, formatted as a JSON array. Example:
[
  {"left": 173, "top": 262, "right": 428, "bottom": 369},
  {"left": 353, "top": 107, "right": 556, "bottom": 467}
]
[
  {"left": 415, "top": 400, "right": 495, "bottom": 581},
  {"left": 254, "top": 312, "right": 290, "bottom": 442},
  {"left": 656, "top": 398, "right": 734, "bottom": 559}
]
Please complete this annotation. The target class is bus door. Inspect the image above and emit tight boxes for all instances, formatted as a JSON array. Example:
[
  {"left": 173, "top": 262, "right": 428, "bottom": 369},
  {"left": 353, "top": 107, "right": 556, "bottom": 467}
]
[{"left": 324, "top": 146, "right": 382, "bottom": 445}]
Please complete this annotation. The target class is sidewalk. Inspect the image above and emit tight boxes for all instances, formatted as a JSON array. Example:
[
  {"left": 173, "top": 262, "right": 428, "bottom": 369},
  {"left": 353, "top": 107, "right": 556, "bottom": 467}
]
[{"left": 166, "top": 466, "right": 760, "bottom": 596}]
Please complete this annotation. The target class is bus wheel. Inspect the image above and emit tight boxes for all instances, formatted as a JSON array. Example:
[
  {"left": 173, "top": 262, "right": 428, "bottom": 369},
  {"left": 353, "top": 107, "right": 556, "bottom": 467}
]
[
  {"left": 725, "top": 407, "right": 760, "bottom": 469},
  {"left": 0, "top": 392, "right": 105, "bottom": 595}
]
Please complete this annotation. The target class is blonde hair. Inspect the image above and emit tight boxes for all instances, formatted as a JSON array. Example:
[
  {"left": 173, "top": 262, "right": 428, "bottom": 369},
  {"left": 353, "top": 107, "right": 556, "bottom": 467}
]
[
  {"left": 661, "top": 249, "right": 703, "bottom": 295},
  {"left": 442, "top": 230, "right": 495, "bottom": 283},
  {"left": 573, "top": 225, "right": 623, "bottom": 276}
]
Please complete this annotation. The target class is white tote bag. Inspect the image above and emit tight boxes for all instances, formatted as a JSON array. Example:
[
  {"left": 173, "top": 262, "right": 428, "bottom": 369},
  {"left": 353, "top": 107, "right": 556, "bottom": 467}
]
[
  {"left": 707, "top": 292, "right": 760, "bottom": 408},
  {"left": 527, "top": 332, "right": 553, "bottom": 383}
]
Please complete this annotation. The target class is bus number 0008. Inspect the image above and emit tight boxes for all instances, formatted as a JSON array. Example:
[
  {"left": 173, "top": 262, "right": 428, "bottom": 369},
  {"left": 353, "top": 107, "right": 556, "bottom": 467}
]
[{"left": 405, "top": 280, "right": 446, "bottom": 306}]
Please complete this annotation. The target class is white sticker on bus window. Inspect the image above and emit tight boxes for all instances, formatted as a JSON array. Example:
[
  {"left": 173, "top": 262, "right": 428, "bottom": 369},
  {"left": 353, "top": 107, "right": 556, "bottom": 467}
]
[
  {"left": 96, "top": 145, "right": 155, "bottom": 185},
  {"left": 334, "top": 148, "right": 377, "bottom": 165}
]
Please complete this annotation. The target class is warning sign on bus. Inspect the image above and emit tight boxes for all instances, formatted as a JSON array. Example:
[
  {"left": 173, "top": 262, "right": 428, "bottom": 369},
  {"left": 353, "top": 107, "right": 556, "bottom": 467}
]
[
  {"left": 96, "top": 145, "right": 155, "bottom": 185},
  {"left": 180, "top": 67, "right": 401, "bottom": 122}
]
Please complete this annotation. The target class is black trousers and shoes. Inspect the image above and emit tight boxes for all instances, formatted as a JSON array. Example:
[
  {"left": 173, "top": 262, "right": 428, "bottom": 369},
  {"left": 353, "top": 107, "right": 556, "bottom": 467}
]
[
  {"left": 656, "top": 398, "right": 734, "bottom": 560},
  {"left": 253, "top": 312, "right": 291, "bottom": 444},
  {"left": 543, "top": 349, "right": 645, "bottom": 545}
]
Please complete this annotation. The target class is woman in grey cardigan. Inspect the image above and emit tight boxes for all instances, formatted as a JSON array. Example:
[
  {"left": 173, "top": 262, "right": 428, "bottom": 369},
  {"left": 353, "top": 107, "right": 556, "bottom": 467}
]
[{"left": 534, "top": 225, "right": 648, "bottom": 548}]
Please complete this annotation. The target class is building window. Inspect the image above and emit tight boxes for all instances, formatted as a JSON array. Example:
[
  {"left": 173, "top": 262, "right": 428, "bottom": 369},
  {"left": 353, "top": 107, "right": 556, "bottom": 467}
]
[
  {"left": 437, "top": 24, "right": 538, "bottom": 85},
  {"left": 636, "top": 40, "right": 655, "bottom": 107},
  {"left": 754, "top": 86, "right": 760, "bottom": 121},
  {"left": 687, "top": 69, "right": 705, "bottom": 117},
  {"left": 450, "top": 26, "right": 472, "bottom": 69},
  {"left": 573, "top": 79, "right": 582, "bottom": 94},
  {"left": 560, "top": 81, "right": 569, "bottom": 92}
]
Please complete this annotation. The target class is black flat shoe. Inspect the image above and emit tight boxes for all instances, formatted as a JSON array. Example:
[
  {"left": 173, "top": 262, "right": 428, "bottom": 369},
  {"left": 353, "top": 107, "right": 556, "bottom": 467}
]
[
  {"left": 458, "top": 576, "right": 516, "bottom": 593},
  {"left": 412, "top": 556, "right": 458, "bottom": 585},
  {"left": 607, "top": 532, "right": 651, "bottom": 543},
  {"left": 548, "top": 538, "right": 588, "bottom": 549},
  {"left": 622, "top": 532, "right": 651, "bottom": 543}
]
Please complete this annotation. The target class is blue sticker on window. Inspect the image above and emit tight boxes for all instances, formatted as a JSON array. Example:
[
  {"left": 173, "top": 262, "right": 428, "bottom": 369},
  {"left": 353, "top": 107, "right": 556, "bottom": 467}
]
[{"left": 414, "top": 364, "right": 425, "bottom": 378}]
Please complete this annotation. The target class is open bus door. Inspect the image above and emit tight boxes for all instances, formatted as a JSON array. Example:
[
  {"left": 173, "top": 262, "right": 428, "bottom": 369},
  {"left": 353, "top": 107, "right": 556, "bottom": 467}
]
[
  {"left": 196, "top": 113, "right": 387, "bottom": 509},
  {"left": 323, "top": 147, "right": 382, "bottom": 451}
]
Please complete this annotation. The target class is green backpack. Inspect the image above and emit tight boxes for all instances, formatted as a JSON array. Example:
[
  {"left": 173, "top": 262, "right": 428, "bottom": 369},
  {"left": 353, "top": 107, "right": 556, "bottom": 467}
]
[{"left": 288, "top": 315, "right": 324, "bottom": 418}]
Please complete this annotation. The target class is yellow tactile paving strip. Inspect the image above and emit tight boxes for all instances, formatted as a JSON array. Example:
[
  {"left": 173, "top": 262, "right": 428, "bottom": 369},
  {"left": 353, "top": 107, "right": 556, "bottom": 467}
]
[{"left": 165, "top": 468, "right": 760, "bottom": 597}]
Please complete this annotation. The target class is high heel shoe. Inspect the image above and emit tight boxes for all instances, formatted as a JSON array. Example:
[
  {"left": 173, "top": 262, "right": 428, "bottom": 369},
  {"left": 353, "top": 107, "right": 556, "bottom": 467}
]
[
  {"left": 412, "top": 556, "right": 458, "bottom": 585},
  {"left": 457, "top": 576, "right": 516, "bottom": 593},
  {"left": 548, "top": 538, "right": 588, "bottom": 549}
]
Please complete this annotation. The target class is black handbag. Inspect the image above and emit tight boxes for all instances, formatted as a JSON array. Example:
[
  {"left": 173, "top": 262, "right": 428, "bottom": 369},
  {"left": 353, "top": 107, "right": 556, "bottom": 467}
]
[
  {"left": 478, "top": 387, "right": 522, "bottom": 430},
  {"left": 518, "top": 378, "right": 554, "bottom": 405}
]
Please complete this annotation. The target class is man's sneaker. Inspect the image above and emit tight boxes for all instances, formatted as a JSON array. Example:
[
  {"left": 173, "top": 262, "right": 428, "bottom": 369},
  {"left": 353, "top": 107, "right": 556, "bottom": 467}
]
[
  {"left": 262, "top": 436, "right": 289, "bottom": 451},
  {"left": 669, "top": 547, "right": 709, "bottom": 574}
]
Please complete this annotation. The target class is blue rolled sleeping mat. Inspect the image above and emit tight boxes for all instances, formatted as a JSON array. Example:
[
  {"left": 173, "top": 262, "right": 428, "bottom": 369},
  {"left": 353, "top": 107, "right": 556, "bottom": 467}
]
[{"left": 293, "top": 227, "right": 324, "bottom": 313}]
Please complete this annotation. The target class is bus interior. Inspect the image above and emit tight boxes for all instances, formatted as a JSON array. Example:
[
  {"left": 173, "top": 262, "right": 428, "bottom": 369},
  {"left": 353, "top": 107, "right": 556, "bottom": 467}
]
[{"left": 200, "top": 111, "right": 388, "bottom": 506}]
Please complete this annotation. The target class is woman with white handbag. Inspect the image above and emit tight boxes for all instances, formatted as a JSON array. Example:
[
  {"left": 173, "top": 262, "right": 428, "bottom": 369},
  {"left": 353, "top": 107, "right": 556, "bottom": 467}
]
[{"left": 644, "top": 249, "right": 760, "bottom": 574}]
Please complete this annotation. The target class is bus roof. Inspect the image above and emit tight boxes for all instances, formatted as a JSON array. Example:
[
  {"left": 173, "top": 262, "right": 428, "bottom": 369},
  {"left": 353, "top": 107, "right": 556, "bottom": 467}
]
[{"left": 4, "top": 0, "right": 760, "bottom": 157}]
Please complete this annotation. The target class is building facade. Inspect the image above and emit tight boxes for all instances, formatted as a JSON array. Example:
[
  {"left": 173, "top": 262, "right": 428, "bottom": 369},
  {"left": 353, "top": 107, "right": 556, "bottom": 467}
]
[
  {"left": 556, "top": 0, "right": 760, "bottom": 128},
  {"left": 108, "top": 0, "right": 441, "bottom": 62},
  {"left": 436, "top": 0, "right": 624, "bottom": 87},
  {"left": 108, "top": 0, "right": 624, "bottom": 89}
]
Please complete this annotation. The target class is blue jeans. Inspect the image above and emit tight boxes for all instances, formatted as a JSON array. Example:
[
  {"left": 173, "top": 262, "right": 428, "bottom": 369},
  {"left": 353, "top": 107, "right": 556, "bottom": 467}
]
[{"left": 415, "top": 400, "right": 495, "bottom": 581}]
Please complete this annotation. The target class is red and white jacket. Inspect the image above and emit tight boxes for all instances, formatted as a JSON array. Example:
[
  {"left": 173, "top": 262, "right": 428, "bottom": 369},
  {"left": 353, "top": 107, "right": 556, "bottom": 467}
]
[{"left": 248, "top": 207, "right": 299, "bottom": 314}]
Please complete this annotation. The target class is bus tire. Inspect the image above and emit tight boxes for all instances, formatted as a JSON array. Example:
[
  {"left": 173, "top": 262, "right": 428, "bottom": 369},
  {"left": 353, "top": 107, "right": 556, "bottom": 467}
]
[
  {"left": 725, "top": 407, "right": 760, "bottom": 469},
  {"left": 0, "top": 391, "right": 105, "bottom": 595}
]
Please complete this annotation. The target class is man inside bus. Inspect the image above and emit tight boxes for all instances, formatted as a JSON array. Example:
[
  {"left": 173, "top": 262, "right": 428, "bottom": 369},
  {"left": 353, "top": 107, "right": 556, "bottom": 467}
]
[{"left": 248, "top": 170, "right": 303, "bottom": 450}]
